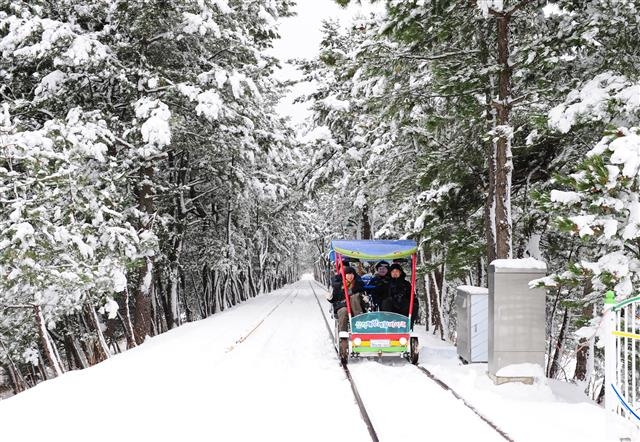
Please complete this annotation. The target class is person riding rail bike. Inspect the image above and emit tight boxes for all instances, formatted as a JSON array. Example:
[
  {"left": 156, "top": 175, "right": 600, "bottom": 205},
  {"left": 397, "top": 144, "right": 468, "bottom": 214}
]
[{"left": 326, "top": 266, "right": 365, "bottom": 332}]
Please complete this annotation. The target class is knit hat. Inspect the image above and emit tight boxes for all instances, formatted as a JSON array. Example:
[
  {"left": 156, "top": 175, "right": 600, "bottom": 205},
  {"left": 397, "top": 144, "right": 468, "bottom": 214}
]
[
  {"left": 375, "top": 260, "right": 389, "bottom": 270},
  {"left": 389, "top": 263, "right": 406, "bottom": 278}
]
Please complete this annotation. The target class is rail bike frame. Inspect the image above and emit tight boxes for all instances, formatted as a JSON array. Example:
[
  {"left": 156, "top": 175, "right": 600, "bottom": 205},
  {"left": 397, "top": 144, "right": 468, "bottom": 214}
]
[{"left": 330, "top": 240, "right": 419, "bottom": 364}]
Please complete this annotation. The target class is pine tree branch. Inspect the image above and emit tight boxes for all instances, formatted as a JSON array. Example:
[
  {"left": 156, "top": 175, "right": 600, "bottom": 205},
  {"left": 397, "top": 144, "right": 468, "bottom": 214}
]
[
  {"left": 488, "top": 0, "right": 536, "bottom": 18},
  {"left": 396, "top": 50, "right": 481, "bottom": 61},
  {"left": 1, "top": 304, "right": 35, "bottom": 309},
  {"left": 505, "top": 0, "right": 537, "bottom": 18}
]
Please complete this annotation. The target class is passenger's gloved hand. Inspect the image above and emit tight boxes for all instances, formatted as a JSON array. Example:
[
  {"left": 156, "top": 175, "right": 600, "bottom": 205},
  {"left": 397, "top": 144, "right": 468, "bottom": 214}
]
[
  {"left": 362, "top": 294, "right": 370, "bottom": 304},
  {"left": 325, "top": 292, "right": 333, "bottom": 301}
]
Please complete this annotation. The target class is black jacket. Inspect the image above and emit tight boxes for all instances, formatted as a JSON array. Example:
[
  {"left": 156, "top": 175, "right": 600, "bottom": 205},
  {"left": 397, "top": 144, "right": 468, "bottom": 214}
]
[
  {"left": 369, "top": 274, "right": 391, "bottom": 306},
  {"left": 388, "top": 277, "right": 412, "bottom": 309},
  {"left": 330, "top": 274, "right": 364, "bottom": 313},
  {"left": 379, "top": 275, "right": 416, "bottom": 318}
]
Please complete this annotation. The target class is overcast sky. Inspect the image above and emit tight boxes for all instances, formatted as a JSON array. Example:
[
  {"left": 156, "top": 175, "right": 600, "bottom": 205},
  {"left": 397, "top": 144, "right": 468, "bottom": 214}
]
[{"left": 269, "top": 0, "right": 383, "bottom": 127}]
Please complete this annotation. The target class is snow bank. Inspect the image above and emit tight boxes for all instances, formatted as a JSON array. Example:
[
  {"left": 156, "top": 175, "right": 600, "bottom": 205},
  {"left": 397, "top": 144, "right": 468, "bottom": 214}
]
[
  {"left": 457, "top": 285, "right": 488, "bottom": 295},
  {"left": 495, "top": 363, "right": 544, "bottom": 378},
  {"left": 491, "top": 258, "right": 547, "bottom": 270}
]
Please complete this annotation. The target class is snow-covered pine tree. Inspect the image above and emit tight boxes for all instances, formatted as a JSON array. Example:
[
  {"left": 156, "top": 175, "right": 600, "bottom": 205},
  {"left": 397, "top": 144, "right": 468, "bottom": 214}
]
[
  {"left": 537, "top": 74, "right": 640, "bottom": 387},
  {"left": 0, "top": 0, "right": 303, "bottom": 391}
]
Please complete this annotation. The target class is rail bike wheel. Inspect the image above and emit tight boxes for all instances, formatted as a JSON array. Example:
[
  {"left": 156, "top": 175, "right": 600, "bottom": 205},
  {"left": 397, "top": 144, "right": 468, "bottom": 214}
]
[
  {"left": 339, "top": 337, "right": 349, "bottom": 365},
  {"left": 409, "top": 337, "right": 419, "bottom": 365}
]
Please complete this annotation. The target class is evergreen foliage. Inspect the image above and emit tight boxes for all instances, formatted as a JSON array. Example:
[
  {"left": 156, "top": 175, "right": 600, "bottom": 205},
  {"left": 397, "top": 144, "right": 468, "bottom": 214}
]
[{"left": 0, "top": 0, "right": 302, "bottom": 391}]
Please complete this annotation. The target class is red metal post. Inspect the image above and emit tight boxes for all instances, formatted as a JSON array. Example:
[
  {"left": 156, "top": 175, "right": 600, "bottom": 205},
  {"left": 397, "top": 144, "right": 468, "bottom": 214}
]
[
  {"left": 408, "top": 253, "right": 417, "bottom": 325},
  {"left": 336, "top": 253, "right": 352, "bottom": 316}
]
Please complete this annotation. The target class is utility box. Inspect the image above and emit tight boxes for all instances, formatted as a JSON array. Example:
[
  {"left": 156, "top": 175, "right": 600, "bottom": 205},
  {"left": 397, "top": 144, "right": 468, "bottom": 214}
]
[
  {"left": 488, "top": 258, "right": 547, "bottom": 383},
  {"left": 456, "top": 286, "right": 488, "bottom": 363}
]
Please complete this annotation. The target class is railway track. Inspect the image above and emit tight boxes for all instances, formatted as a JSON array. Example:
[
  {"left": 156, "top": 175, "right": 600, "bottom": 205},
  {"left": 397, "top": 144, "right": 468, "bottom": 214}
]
[
  {"left": 309, "top": 280, "right": 380, "bottom": 441},
  {"left": 224, "top": 287, "right": 297, "bottom": 353},
  {"left": 308, "top": 279, "right": 514, "bottom": 442}
]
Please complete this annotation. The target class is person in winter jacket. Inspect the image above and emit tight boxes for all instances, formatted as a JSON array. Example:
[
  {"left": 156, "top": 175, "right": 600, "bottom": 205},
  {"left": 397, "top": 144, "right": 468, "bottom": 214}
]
[
  {"left": 369, "top": 260, "right": 391, "bottom": 308},
  {"left": 327, "top": 266, "right": 365, "bottom": 332},
  {"left": 379, "top": 263, "right": 418, "bottom": 325}
]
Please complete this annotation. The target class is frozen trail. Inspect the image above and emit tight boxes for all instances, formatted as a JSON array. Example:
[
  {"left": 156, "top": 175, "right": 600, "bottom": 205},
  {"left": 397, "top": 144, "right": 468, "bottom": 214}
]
[
  {"left": 1, "top": 279, "right": 507, "bottom": 442},
  {"left": 195, "top": 280, "right": 370, "bottom": 441},
  {"left": 0, "top": 281, "right": 368, "bottom": 442}
]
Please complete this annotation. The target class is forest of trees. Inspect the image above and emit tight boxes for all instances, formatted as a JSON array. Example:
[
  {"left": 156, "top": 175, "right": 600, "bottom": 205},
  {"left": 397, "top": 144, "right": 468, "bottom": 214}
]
[
  {"left": 0, "top": 0, "right": 306, "bottom": 394},
  {"left": 1, "top": 0, "right": 639, "bottom": 402},
  {"left": 305, "top": 0, "right": 639, "bottom": 401}
]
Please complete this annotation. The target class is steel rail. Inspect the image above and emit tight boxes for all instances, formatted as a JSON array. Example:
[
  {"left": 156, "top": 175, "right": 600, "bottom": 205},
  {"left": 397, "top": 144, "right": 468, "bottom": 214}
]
[
  {"left": 310, "top": 279, "right": 514, "bottom": 442},
  {"left": 224, "top": 288, "right": 296, "bottom": 353},
  {"left": 308, "top": 280, "right": 380, "bottom": 442},
  {"left": 415, "top": 364, "right": 515, "bottom": 441}
]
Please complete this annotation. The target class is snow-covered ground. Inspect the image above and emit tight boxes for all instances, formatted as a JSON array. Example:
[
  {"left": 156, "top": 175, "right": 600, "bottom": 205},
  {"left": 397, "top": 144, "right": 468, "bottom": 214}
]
[{"left": 0, "top": 278, "right": 637, "bottom": 442}]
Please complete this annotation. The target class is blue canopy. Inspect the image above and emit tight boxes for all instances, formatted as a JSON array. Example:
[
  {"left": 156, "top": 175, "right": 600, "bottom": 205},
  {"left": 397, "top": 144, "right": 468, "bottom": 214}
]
[{"left": 329, "top": 240, "right": 417, "bottom": 261}]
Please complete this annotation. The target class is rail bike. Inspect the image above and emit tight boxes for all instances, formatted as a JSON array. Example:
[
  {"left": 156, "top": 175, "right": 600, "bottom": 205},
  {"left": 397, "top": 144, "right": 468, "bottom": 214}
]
[{"left": 328, "top": 239, "right": 419, "bottom": 365}]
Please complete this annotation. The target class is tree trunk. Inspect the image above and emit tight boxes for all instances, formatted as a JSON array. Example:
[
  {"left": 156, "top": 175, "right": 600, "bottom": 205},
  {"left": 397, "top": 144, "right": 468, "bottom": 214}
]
[
  {"left": 548, "top": 307, "right": 569, "bottom": 379},
  {"left": 34, "top": 305, "right": 64, "bottom": 377},
  {"left": 133, "top": 160, "right": 155, "bottom": 343},
  {"left": 64, "top": 333, "right": 89, "bottom": 370},
  {"left": 83, "top": 304, "right": 110, "bottom": 363},
  {"left": 493, "top": 13, "right": 513, "bottom": 259},
  {"left": 118, "top": 287, "right": 137, "bottom": 348},
  {"left": 5, "top": 362, "right": 28, "bottom": 394},
  {"left": 574, "top": 338, "right": 588, "bottom": 381},
  {"left": 574, "top": 283, "right": 595, "bottom": 383},
  {"left": 478, "top": 16, "right": 497, "bottom": 266},
  {"left": 429, "top": 270, "right": 445, "bottom": 340},
  {"left": 134, "top": 257, "right": 154, "bottom": 344},
  {"left": 226, "top": 199, "right": 233, "bottom": 248},
  {"left": 361, "top": 204, "right": 371, "bottom": 239},
  {"left": 0, "top": 339, "right": 29, "bottom": 393}
]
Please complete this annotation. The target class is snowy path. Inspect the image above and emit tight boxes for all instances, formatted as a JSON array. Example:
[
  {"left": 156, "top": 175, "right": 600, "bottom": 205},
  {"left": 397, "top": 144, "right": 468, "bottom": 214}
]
[
  {"left": 309, "top": 280, "right": 505, "bottom": 442},
  {"left": 0, "top": 282, "right": 367, "bottom": 441},
  {"left": 0, "top": 279, "right": 528, "bottom": 441}
]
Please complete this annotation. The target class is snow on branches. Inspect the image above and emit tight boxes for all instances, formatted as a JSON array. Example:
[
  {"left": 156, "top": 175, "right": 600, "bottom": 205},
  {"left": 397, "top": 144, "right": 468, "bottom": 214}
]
[{"left": 0, "top": 107, "right": 151, "bottom": 328}]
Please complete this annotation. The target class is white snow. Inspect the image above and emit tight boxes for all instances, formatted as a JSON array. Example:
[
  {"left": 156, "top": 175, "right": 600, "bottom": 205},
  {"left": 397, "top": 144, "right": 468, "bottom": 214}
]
[
  {"left": 491, "top": 257, "right": 547, "bottom": 270},
  {"left": 528, "top": 275, "right": 557, "bottom": 288},
  {"left": 495, "top": 363, "right": 544, "bottom": 378},
  {"left": 214, "top": 70, "right": 228, "bottom": 88},
  {"left": 182, "top": 12, "right": 221, "bottom": 37},
  {"left": 477, "top": 0, "right": 504, "bottom": 17},
  {"left": 11, "top": 222, "right": 35, "bottom": 242},
  {"left": 320, "top": 95, "right": 350, "bottom": 111},
  {"left": 111, "top": 268, "right": 127, "bottom": 293},
  {"left": 212, "top": 0, "right": 232, "bottom": 14},
  {"left": 550, "top": 189, "right": 582, "bottom": 204},
  {"left": 525, "top": 233, "right": 543, "bottom": 261},
  {"left": 98, "top": 297, "right": 119, "bottom": 320},
  {"left": 609, "top": 130, "right": 640, "bottom": 178},
  {"left": 542, "top": 3, "right": 567, "bottom": 17},
  {"left": 622, "top": 195, "right": 640, "bottom": 240},
  {"left": 56, "top": 35, "right": 109, "bottom": 66},
  {"left": 176, "top": 83, "right": 200, "bottom": 101},
  {"left": 196, "top": 89, "right": 223, "bottom": 121},
  {"left": 457, "top": 285, "right": 489, "bottom": 295},
  {"left": 34, "top": 70, "right": 67, "bottom": 100},
  {"left": 570, "top": 214, "right": 596, "bottom": 237},
  {"left": 549, "top": 73, "right": 640, "bottom": 134},
  {"left": 0, "top": 280, "right": 637, "bottom": 442},
  {"left": 228, "top": 71, "right": 244, "bottom": 99},
  {"left": 575, "top": 325, "right": 596, "bottom": 340},
  {"left": 299, "top": 126, "right": 334, "bottom": 144}
]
